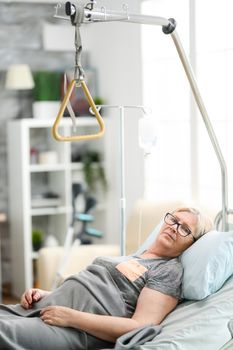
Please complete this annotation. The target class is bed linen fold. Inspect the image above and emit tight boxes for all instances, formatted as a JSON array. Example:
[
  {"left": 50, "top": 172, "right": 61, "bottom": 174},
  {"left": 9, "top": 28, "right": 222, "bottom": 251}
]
[
  {"left": 0, "top": 265, "right": 126, "bottom": 350},
  {"left": 102, "top": 325, "right": 162, "bottom": 349},
  {"left": 227, "top": 319, "right": 233, "bottom": 338}
]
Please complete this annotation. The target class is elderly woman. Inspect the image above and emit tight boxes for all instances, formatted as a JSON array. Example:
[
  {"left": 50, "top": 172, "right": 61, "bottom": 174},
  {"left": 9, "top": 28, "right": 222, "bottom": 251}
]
[{"left": 0, "top": 207, "right": 212, "bottom": 350}]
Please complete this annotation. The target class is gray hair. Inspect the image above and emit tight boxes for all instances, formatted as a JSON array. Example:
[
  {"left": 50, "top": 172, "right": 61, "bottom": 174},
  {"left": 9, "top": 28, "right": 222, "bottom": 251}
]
[{"left": 172, "top": 207, "right": 213, "bottom": 240}]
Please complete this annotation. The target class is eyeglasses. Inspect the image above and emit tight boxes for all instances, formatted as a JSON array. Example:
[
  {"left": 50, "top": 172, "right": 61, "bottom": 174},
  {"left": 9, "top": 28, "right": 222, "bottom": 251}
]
[{"left": 164, "top": 213, "right": 196, "bottom": 242}]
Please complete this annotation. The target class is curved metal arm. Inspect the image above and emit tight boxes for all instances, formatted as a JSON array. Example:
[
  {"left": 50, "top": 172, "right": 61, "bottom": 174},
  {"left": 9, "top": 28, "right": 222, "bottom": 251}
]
[
  {"left": 52, "top": 79, "right": 105, "bottom": 141},
  {"left": 171, "top": 31, "right": 229, "bottom": 231}
]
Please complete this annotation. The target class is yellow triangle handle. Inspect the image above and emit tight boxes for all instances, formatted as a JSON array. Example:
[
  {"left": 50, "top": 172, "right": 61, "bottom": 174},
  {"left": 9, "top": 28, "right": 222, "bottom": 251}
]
[{"left": 52, "top": 79, "right": 105, "bottom": 142}]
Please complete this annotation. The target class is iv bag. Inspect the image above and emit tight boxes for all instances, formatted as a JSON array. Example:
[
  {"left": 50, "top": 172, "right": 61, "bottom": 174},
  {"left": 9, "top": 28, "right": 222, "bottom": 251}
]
[{"left": 138, "top": 116, "right": 157, "bottom": 154}]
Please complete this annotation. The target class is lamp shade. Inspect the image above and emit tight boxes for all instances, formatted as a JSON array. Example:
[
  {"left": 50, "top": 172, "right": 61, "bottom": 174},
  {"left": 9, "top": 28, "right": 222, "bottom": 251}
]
[{"left": 5, "top": 64, "right": 35, "bottom": 90}]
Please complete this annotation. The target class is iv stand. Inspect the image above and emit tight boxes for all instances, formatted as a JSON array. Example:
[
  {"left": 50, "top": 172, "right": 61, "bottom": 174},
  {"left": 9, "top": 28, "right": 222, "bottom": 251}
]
[
  {"left": 91, "top": 105, "right": 149, "bottom": 256},
  {"left": 55, "top": 2, "right": 231, "bottom": 231}
]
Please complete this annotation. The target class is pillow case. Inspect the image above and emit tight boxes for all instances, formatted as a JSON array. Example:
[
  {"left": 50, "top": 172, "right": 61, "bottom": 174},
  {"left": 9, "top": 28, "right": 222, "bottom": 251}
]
[{"left": 181, "top": 230, "right": 233, "bottom": 300}]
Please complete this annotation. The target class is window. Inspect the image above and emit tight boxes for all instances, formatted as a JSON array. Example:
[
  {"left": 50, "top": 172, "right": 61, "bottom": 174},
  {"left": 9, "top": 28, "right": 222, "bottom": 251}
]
[
  {"left": 141, "top": 0, "right": 191, "bottom": 202},
  {"left": 195, "top": 0, "right": 233, "bottom": 212},
  {"left": 141, "top": 0, "right": 233, "bottom": 217}
]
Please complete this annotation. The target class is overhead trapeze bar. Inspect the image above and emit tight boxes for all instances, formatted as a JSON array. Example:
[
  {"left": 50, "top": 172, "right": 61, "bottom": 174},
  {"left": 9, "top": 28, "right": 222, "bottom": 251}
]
[
  {"left": 54, "top": 1, "right": 230, "bottom": 231},
  {"left": 52, "top": 1, "right": 105, "bottom": 142},
  {"left": 52, "top": 79, "right": 105, "bottom": 141}
]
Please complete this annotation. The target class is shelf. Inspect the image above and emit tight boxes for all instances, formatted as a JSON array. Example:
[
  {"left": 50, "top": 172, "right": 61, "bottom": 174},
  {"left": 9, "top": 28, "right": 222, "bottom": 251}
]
[
  {"left": 30, "top": 160, "right": 104, "bottom": 172},
  {"left": 30, "top": 164, "right": 68, "bottom": 172},
  {"left": 16, "top": 116, "right": 98, "bottom": 129},
  {"left": 30, "top": 206, "right": 71, "bottom": 216},
  {"left": 70, "top": 162, "right": 106, "bottom": 170},
  {"left": 8, "top": 118, "right": 109, "bottom": 297}
]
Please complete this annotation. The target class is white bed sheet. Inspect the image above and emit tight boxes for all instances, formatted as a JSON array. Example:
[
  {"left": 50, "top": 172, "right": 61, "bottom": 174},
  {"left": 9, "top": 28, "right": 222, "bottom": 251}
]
[
  {"left": 138, "top": 274, "right": 233, "bottom": 350},
  {"left": 219, "top": 339, "right": 233, "bottom": 350}
]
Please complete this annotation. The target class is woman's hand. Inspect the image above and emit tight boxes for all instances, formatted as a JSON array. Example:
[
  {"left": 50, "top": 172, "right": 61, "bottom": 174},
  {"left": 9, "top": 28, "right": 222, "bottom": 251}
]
[
  {"left": 20, "top": 288, "right": 50, "bottom": 309},
  {"left": 40, "top": 306, "right": 76, "bottom": 327}
]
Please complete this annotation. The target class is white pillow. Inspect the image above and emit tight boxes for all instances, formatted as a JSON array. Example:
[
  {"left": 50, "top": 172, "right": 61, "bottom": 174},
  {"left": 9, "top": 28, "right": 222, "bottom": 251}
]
[
  {"left": 181, "top": 230, "right": 233, "bottom": 300},
  {"left": 136, "top": 225, "right": 233, "bottom": 301}
]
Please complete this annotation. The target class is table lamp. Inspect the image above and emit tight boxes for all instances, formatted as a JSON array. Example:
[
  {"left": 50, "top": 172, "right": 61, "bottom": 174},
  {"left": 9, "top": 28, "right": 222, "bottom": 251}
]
[{"left": 5, "top": 64, "right": 35, "bottom": 118}]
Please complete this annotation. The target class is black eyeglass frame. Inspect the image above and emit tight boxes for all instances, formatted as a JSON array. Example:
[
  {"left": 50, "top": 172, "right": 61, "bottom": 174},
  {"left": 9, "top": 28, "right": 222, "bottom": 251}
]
[{"left": 164, "top": 212, "right": 197, "bottom": 242}]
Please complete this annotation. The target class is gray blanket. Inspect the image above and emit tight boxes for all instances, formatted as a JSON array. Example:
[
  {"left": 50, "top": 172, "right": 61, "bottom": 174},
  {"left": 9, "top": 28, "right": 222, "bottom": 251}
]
[{"left": 0, "top": 265, "right": 127, "bottom": 350}]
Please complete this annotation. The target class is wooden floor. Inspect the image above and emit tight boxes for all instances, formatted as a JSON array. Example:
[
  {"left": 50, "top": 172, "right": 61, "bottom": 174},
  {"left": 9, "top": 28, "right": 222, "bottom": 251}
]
[
  {"left": 2, "top": 284, "right": 20, "bottom": 304},
  {"left": 2, "top": 295, "right": 19, "bottom": 304}
]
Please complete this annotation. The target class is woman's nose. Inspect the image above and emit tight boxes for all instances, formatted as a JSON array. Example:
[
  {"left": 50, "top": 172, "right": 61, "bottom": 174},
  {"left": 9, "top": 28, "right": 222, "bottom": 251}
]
[{"left": 170, "top": 225, "right": 178, "bottom": 233}]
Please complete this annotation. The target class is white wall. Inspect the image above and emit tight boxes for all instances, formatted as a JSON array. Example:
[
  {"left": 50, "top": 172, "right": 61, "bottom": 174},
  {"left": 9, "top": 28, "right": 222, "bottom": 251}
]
[
  {"left": 30, "top": 0, "right": 144, "bottom": 242},
  {"left": 141, "top": 0, "right": 192, "bottom": 205},
  {"left": 49, "top": 0, "right": 144, "bottom": 243},
  {"left": 81, "top": 0, "right": 144, "bottom": 243},
  {"left": 81, "top": 1, "right": 144, "bottom": 243}
]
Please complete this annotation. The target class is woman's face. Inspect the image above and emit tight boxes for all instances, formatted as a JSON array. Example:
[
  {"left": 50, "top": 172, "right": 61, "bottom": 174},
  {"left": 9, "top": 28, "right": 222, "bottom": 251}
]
[{"left": 156, "top": 211, "right": 198, "bottom": 257}]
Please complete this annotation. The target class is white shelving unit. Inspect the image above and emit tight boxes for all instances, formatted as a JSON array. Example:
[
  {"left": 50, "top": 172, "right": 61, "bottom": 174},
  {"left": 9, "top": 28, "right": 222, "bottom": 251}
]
[{"left": 7, "top": 118, "right": 112, "bottom": 298}]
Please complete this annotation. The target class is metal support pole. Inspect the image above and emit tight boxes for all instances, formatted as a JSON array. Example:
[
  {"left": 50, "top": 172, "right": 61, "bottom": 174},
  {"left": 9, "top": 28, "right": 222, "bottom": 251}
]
[
  {"left": 119, "top": 107, "right": 126, "bottom": 256},
  {"left": 92, "top": 105, "right": 148, "bottom": 255}
]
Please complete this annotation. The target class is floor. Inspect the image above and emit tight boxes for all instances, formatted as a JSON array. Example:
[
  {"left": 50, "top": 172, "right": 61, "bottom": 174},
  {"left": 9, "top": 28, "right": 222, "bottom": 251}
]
[
  {"left": 2, "top": 283, "right": 20, "bottom": 304},
  {"left": 2, "top": 295, "right": 19, "bottom": 304}
]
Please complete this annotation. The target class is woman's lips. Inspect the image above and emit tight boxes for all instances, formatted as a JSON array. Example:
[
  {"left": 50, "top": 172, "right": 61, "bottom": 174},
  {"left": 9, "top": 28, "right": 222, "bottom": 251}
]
[{"left": 162, "top": 231, "right": 175, "bottom": 241}]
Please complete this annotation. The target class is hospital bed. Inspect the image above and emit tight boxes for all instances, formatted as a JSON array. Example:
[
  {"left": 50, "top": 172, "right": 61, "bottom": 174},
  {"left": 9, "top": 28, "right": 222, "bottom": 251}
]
[{"left": 37, "top": 199, "right": 233, "bottom": 349}]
